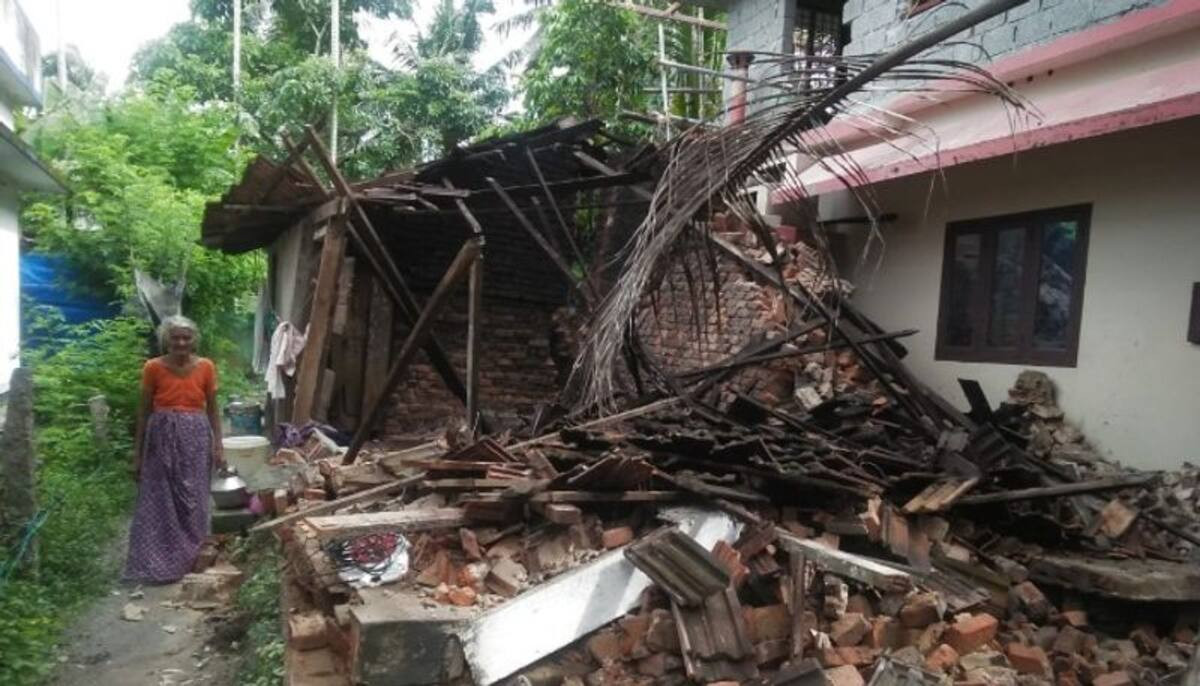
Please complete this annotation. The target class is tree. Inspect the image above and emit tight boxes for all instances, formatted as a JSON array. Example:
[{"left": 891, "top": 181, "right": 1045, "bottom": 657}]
[
  {"left": 521, "top": 0, "right": 656, "bottom": 126},
  {"left": 188, "top": 0, "right": 411, "bottom": 54},
  {"left": 21, "top": 84, "right": 264, "bottom": 349}
]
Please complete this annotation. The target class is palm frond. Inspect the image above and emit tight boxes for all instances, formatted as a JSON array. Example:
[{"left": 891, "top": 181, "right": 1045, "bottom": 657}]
[{"left": 571, "top": 0, "right": 1036, "bottom": 411}]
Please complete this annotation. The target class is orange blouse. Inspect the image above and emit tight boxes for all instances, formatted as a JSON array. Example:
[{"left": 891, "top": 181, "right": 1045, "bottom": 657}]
[{"left": 142, "top": 357, "right": 218, "bottom": 412}]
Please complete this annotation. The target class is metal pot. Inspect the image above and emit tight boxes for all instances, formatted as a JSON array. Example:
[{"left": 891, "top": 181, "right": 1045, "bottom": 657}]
[{"left": 211, "top": 464, "right": 250, "bottom": 510}]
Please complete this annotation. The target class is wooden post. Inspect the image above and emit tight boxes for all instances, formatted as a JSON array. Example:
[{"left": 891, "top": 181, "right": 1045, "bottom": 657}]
[
  {"left": 0, "top": 368, "right": 37, "bottom": 574},
  {"left": 292, "top": 209, "right": 348, "bottom": 424},
  {"left": 342, "top": 239, "right": 483, "bottom": 464},
  {"left": 362, "top": 273, "right": 394, "bottom": 414},
  {"left": 340, "top": 263, "right": 371, "bottom": 429},
  {"left": 301, "top": 127, "right": 476, "bottom": 417},
  {"left": 466, "top": 254, "right": 483, "bottom": 434},
  {"left": 486, "top": 177, "right": 594, "bottom": 307}
]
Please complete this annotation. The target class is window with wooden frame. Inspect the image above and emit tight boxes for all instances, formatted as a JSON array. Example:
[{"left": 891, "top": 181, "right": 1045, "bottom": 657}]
[{"left": 935, "top": 205, "right": 1091, "bottom": 367}]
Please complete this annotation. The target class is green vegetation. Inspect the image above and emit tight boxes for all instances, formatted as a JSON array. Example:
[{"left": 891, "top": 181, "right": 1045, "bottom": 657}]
[
  {"left": 231, "top": 536, "right": 285, "bottom": 686},
  {"left": 0, "top": 315, "right": 146, "bottom": 685}
]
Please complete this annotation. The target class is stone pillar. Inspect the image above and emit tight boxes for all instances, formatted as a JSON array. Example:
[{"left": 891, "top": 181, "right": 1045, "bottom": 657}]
[{"left": 0, "top": 368, "right": 38, "bottom": 574}]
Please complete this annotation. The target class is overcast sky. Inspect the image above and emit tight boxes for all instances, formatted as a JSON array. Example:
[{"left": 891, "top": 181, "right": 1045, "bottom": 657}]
[{"left": 22, "top": 0, "right": 534, "bottom": 92}]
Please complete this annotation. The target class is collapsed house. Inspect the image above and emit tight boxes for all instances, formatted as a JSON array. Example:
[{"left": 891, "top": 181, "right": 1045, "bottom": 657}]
[{"left": 197, "top": 2, "right": 1200, "bottom": 685}]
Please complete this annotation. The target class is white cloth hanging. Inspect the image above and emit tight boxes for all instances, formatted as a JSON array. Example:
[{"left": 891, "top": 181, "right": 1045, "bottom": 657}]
[{"left": 265, "top": 321, "right": 306, "bottom": 399}]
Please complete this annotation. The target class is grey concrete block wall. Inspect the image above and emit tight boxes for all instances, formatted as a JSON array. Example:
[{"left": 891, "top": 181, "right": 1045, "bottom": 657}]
[{"left": 842, "top": 0, "right": 1167, "bottom": 64}]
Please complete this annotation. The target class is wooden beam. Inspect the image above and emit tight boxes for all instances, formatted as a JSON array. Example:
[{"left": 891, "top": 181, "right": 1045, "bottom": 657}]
[
  {"left": 342, "top": 238, "right": 483, "bottom": 464},
  {"left": 466, "top": 255, "right": 483, "bottom": 433},
  {"left": 292, "top": 210, "right": 348, "bottom": 424},
  {"left": 486, "top": 177, "right": 596, "bottom": 306},
  {"left": 953, "top": 474, "right": 1155, "bottom": 506},
  {"left": 305, "top": 507, "right": 467, "bottom": 540},
  {"left": 776, "top": 531, "right": 912, "bottom": 593},
  {"left": 613, "top": 2, "right": 726, "bottom": 30},
  {"left": 302, "top": 127, "right": 475, "bottom": 420},
  {"left": 248, "top": 472, "right": 426, "bottom": 533},
  {"left": 525, "top": 148, "right": 598, "bottom": 298}
]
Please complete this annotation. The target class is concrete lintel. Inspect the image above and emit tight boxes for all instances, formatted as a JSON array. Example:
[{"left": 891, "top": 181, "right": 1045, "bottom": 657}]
[{"left": 462, "top": 507, "right": 741, "bottom": 685}]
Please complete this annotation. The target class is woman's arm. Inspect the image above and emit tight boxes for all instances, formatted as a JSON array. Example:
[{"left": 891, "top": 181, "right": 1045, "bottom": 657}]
[
  {"left": 133, "top": 379, "right": 153, "bottom": 481},
  {"left": 206, "top": 368, "right": 225, "bottom": 469}
]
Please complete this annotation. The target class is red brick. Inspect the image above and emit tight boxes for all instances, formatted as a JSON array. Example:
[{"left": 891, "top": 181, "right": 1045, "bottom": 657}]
[
  {"left": 944, "top": 614, "right": 998, "bottom": 655},
  {"left": 1052, "top": 625, "right": 1090, "bottom": 655},
  {"left": 1092, "top": 672, "right": 1134, "bottom": 686},
  {"left": 601, "top": 526, "right": 634, "bottom": 549},
  {"left": 459, "top": 528, "right": 483, "bottom": 560},
  {"left": 924, "top": 643, "right": 959, "bottom": 673},
  {"left": 846, "top": 594, "right": 874, "bottom": 618},
  {"left": 1010, "top": 581, "right": 1053, "bottom": 621},
  {"left": 899, "top": 593, "right": 941, "bottom": 628},
  {"left": 864, "top": 616, "right": 902, "bottom": 649},
  {"left": 825, "top": 665, "right": 865, "bottom": 686},
  {"left": 446, "top": 585, "right": 477, "bottom": 606},
  {"left": 745, "top": 604, "right": 791, "bottom": 643},
  {"left": 830, "top": 612, "right": 870, "bottom": 647},
  {"left": 1006, "top": 643, "right": 1051, "bottom": 676},
  {"left": 288, "top": 612, "right": 328, "bottom": 651},
  {"left": 618, "top": 614, "right": 650, "bottom": 656},
  {"left": 645, "top": 609, "right": 679, "bottom": 652},
  {"left": 1060, "top": 610, "right": 1088, "bottom": 628},
  {"left": 587, "top": 630, "right": 624, "bottom": 665}
]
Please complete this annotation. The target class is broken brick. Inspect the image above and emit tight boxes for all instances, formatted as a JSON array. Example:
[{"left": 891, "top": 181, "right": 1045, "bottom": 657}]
[
  {"left": 1092, "top": 672, "right": 1134, "bottom": 686},
  {"left": 846, "top": 594, "right": 874, "bottom": 618},
  {"left": 586, "top": 630, "right": 624, "bottom": 666},
  {"left": 485, "top": 556, "right": 527, "bottom": 597},
  {"left": 645, "top": 609, "right": 680, "bottom": 653},
  {"left": 1010, "top": 581, "right": 1053, "bottom": 622},
  {"left": 711, "top": 540, "right": 749, "bottom": 588},
  {"left": 618, "top": 614, "right": 650, "bottom": 656},
  {"left": 446, "top": 585, "right": 477, "bottom": 606},
  {"left": 864, "top": 616, "right": 902, "bottom": 649},
  {"left": 899, "top": 593, "right": 941, "bottom": 628},
  {"left": 288, "top": 612, "right": 328, "bottom": 651},
  {"left": 1129, "top": 624, "right": 1159, "bottom": 655},
  {"left": 944, "top": 613, "right": 998, "bottom": 656},
  {"left": 601, "top": 526, "right": 634, "bottom": 549},
  {"left": 924, "top": 643, "right": 959, "bottom": 673},
  {"left": 831, "top": 612, "right": 870, "bottom": 647},
  {"left": 755, "top": 639, "right": 790, "bottom": 666},
  {"left": 460, "top": 528, "right": 483, "bottom": 560},
  {"left": 1059, "top": 610, "right": 1088, "bottom": 628},
  {"left": 1006, "top": 643, "right": 1051, "bottom": 676},
  {"left": 746, "top": 604, "right": 792, "bottom": 643},
  {"left": 416, "top": 549, "right": 454, "bottom": 587},
  {"left": 1053, "top": 626, "right": 1090, "bottom": 655},
  {"left": 825, "top": 665, "right": 865, "bottom": 686}
]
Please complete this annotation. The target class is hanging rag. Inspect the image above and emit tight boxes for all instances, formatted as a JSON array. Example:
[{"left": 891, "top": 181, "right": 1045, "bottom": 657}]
[{"left": 266, "top": 321, "right": 306, "bottom": 399}]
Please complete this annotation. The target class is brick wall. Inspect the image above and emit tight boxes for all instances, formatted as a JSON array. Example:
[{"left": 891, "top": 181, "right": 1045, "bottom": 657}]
[
  {"left": 379, "top": 292, "right": 566, "bottom": 436},
  {"left": 637, "top": 243, "right": 801, "bottom": 407},
  {"left": 843, "top": 0, "right": 1166, "bottom": 63}
]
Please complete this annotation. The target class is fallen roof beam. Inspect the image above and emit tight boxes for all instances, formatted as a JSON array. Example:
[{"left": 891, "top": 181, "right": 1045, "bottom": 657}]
[
  {"left": 613, "top": 2, "right": 726, "bottom": 30},
  {"left": 304, "top": 507, "right": 467, "bottom": 540},
  {"left": 776, "top": 530, "right": 912, "bottom": 592},
  {"left": 248, "top": 472, "right": 426, "bottom": 533},
  {"left": 953, "top": 474, "right": 1156, "bottom": 506}
]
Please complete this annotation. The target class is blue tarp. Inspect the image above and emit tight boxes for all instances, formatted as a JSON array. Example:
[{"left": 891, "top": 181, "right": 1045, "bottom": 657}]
[{"left": 20, "top": 253, "right": 119, "bottom": 326}]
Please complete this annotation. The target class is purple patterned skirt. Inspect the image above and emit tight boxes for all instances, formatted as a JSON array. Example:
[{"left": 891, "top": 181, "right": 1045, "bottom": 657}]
[{"left": 124, "top": 410, "right": 212, "bottom": 583}]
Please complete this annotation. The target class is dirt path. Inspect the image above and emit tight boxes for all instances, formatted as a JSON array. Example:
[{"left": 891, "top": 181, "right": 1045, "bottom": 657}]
[{"left": 52, "top": 528, "right": 240, "bottom": 686}]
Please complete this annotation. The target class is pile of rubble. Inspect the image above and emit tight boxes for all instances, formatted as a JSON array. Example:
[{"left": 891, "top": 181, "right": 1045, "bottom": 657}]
[{"left": 243, "top": 217, "right": 1200, "bottom": 686}]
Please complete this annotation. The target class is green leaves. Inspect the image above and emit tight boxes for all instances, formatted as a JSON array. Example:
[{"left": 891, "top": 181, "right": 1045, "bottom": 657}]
[{"left": 522, "top": 0, "right": 655, "bottom": 129}]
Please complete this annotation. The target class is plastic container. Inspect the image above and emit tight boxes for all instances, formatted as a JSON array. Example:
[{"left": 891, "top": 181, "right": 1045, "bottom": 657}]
[
  {"left": 222, "top": 435, "right": 274, "bottom": 490},
  {"left": 225, "top": 399, "right": 264, "bottom": 436}
]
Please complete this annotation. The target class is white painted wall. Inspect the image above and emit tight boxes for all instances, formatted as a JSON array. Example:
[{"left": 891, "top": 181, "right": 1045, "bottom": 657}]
[
  {"left": 817, "top": 117, "right": 1200, "bottom": 470},
  {"left": 0, "top": 186, "right": 20, "bottom": 393}
]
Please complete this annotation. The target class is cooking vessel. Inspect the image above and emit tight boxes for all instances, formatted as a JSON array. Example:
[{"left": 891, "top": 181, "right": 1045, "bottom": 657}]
[{"left": 211, "top": 464, "right": 250, "bottom": 510}]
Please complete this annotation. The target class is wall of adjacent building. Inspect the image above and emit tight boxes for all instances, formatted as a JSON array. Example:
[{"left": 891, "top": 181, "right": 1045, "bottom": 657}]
[
  {"left": 0, "top": 187, "right": 20, "bottom": 393},
  {"left": 816, "top": 116, "right": 1200, "bottom": 470},
  {"left": 843, "top": 0, "right": 1166, "bottom": 61}
]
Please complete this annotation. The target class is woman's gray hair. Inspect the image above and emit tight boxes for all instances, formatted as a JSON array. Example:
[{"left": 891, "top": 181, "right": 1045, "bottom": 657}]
[{"left": 157, "top": 315, "right": 200, "bottom": 350}]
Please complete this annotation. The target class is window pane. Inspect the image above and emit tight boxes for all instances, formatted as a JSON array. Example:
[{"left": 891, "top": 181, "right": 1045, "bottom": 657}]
[
  {"left": 945, "top": 233, "right": 981, "bottom": 347},
  {"left": 987, "top": 227, "right": 1026, "bottom": 347},
  {"left": 1033, "top": 221, "right": 1079, "bottom": 349}
]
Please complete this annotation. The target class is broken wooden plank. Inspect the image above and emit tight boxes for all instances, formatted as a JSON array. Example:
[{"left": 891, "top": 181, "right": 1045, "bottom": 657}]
[
  {"left": 903, "top": 478, "right": 979, "bottom": 514},
  {"left": 342, "top": 238, "right": 482, "bottom": 464},
  {"left": 953, "top": 474, "right": 1155, "bottom": 506},
  {"left": 423, "top": 478, "right": 532, "bottom": 491},
  {"left": 249, "top": 472, "right": 426, "bottom": 533},
  {"left": 292, "top": 208, "right": 348, "bottom": 424},
  {"left": 776, "top": 530, "right": 912, "bottom": 593},
  {"left": 1028, "top": 552, "right": 1200, "bottom": 602},
  {"left": 305, "top": 508, "right": 467, "bottom": 540}
]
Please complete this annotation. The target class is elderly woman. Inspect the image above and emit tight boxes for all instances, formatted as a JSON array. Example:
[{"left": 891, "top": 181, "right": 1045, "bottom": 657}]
[{"left": 125, "top": 315, "right": 225, "bottom": 583}]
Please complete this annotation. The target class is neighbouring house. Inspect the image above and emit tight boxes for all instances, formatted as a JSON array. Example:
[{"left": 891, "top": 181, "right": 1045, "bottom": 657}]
[
  {"left": 703, "top": 0, "right": 1200, "bottom": 468},
  {"left": 0, "top": 0, "right": 67, "bottom": 394}
]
